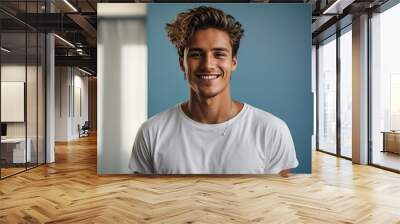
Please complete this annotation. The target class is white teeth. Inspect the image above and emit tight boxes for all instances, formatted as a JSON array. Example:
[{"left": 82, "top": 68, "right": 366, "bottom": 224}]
[{"left": 198, "top": 75, "right": 220, "bottom": 80}]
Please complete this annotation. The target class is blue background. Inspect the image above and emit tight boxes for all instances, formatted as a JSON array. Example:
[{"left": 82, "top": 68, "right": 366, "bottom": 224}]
[{"left": 147, "top": 3, "right": 312, "bottom": 173}]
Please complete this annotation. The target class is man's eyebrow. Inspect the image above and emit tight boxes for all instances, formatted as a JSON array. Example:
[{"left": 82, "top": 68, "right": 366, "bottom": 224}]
[
  {"left": 187, "top": 48, "right": 202, "bottom": 52},
  {"left": 187, "top": 48, "right": 229, "bottom": 52},
  {"left": 212, "top": 48, "right": 229, "bottom": 52}
]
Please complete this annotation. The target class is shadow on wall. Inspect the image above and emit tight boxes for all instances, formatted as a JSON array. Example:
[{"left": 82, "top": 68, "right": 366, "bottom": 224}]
[{"left": 98, "top": 17, "right": 147, "bottom": 174}]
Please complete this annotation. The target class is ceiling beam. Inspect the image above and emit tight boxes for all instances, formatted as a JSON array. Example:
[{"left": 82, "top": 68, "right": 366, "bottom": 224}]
[
  {"left": 55, "top": 55, "right": 96, "bottom": 71},
  {"left": 66, "top": 13, "right": 97, "bottom": 46}
]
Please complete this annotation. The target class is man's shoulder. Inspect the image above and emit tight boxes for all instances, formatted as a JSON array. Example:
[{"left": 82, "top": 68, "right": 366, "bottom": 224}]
[
  {"left": 246, "top": 104, "right": 288, "bottom": 131},
  {"left": 140, "top": 104, "right": 181, "bottom": 132}
]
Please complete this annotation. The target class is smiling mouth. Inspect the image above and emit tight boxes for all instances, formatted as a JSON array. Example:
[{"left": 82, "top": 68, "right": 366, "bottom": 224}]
[{"left": 196, "top": 73, "right": 223, "bottom": 80}]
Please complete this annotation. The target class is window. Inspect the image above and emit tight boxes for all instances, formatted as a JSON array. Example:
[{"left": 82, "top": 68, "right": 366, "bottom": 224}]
[
  {"left": 371, "top": 2, "right": 400, "bottom": 171},
  {"left": 318, "top": 35, "right": 337, "bottom": 155},
  {"left": 339, "top": 27, "right": 352, "bottom": 158}
]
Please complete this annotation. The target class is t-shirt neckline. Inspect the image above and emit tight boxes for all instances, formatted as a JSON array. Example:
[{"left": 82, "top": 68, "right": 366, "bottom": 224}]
[{"left": 178, "top": 102, "right": 248, "bottom": 129}]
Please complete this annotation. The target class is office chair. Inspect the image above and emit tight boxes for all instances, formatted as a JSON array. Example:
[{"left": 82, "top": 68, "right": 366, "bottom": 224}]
[{"left": 79, "top": 121, "right": 90, "bottom": 138}]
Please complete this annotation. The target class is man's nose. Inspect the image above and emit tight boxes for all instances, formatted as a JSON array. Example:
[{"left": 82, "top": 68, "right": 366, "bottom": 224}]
[{"left": 201, "top": 53, "right": 215, "bottom": 69}]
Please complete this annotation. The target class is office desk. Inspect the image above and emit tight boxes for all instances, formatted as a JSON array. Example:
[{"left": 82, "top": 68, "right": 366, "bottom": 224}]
[
  {"left": 1, "top": 138, "right": 32, "bottom": 163},
  {"left": 382, "top": 131, "right": 400, "bottom": 154}
]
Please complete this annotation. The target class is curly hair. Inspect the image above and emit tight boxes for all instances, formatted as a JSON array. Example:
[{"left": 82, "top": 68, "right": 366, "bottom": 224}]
[{"left": 165, "top": 6, "right": 244, "bottom": 58}]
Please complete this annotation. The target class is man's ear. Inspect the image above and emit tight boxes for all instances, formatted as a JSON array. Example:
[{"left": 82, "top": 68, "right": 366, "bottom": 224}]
[
  {"left": 179, "top": 57, "right": 185, "bottom": 73},
  {"left": 232, "top": 56, "right": 238, "bottom": 71},
  {"left": 179, "top": 57, "right": 187, "bottom": 80}
]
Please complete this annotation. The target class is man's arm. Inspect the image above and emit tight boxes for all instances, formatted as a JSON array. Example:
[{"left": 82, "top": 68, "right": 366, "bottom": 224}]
[
  {"left": 279, "top": 169, "right": 291, "bottom": 177},
  {"left": 129, "top": 125, "right": 154, "bottom": 174},
  {"left": 265, "top": 120, "right": 299, "bottom": 175}
]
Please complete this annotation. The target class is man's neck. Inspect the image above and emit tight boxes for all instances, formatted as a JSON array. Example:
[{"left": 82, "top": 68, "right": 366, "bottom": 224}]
[{"left": 183, "top": 92, "right": 239, "bottom": 124}]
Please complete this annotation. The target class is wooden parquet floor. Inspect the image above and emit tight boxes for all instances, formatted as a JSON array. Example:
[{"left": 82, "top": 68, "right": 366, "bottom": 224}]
[{"left": 1, "top": 134, "right": 400, "bottom": 223}]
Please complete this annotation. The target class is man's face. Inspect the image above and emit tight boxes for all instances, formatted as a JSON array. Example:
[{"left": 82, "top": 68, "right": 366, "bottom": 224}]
[{"left": 180, "top": 28, "right": 237, "bottom": 98}]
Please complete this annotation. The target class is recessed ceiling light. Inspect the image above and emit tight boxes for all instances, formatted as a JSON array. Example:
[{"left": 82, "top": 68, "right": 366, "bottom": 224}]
[
  {"left": 322, "top": 0, "right": 354, "bottom": 15},
  {"left": 1, "top": 47, "right": 11, "bottom": 53},
  {"left": 54, "top": 34, "right": 75, "bottom": 48},
  {"left": 63, "top": 0, "right": 78, "bottom": 12},
  {"left": 77, "top": 67, "right": 93, "bottom": 76}
]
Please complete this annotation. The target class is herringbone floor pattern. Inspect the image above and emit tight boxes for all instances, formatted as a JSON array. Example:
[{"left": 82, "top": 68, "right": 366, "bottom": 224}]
[{"left": 1, "top": 134, "right": 400, "bottom": 223}]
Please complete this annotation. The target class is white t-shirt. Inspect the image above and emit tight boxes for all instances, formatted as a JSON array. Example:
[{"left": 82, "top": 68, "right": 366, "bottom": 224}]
[{"left": 129, "top": 103, "right": 298, "bottom": 174}]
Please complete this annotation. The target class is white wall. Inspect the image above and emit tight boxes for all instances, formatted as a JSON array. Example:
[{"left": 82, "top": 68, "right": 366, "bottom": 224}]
[
  {"left": 55, "top": 67, "right": 89, "bottom": 141},
  {"left": 72, "top": 72, "right": 89, "bottom": 138},
  {"left": 55, "top": 67, "right": 69, "bottom": 141},
  {"left": 97, "top": 4, "right": 148, "bottom": 174},
  {"left": 1, "top": 66, "right": 26, "bottom": 137},
  {"left": 1, "top": 63, "right": 47, "bottom": 163},
  {"left": 1, "top": 82, "right": 25, "bottom": 122},
  {"left": 1, "top": 65, "right": 40, "bottom": 136}
]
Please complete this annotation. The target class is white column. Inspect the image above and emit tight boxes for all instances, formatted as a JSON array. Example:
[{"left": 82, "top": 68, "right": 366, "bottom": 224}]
[
  {"left": 352, "top": 14, "right": 369, "bottom": 164},
  {"left": 46, "top": 33, "right": 55, "bottom": 163},
  {"left": 312, "top": 45, "right": 317, "bottom": 150}
]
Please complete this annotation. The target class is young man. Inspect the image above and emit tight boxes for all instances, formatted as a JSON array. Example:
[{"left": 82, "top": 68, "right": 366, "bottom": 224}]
[{"left": 129, "top": 6, "right": 298, "bottom": 175}]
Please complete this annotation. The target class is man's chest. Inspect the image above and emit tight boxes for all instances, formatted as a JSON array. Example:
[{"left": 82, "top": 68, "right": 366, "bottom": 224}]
[{"left": 152, "top": 131, "right": 267, "bottom": 174}]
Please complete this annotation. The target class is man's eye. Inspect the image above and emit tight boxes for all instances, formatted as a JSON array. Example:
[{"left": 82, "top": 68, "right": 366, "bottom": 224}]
[
  {"left": 215, "top": 53, "right": 227, "bottom": 58},
  {"left": 189, "top": 52, "right": 201, "bottom": 57}
]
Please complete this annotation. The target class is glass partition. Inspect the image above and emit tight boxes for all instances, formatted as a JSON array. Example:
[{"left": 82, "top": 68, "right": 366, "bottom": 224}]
[
  {"left": 339, "top": 27, "right": 352, "bottom": 158},
  {"left": 27, "top": 0, "right": 39, "bottom": 170},
  {"left": 371, "top": 3, "right": 400, "bottom": 171},
  {"left": 0, "top": 1, "right": 46, "bottom": 179},
  {"left": 38, "top": 32, "right": 45, "bottom": 165},
  {"left": 27, "top": 30, "right": 38, "bottom": 169},
  {"left": 317, "top": 35, "right": 337, "bottom": 155},
  {"left": 1, "top": 30, "right": 28, "bottom": 177}
]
